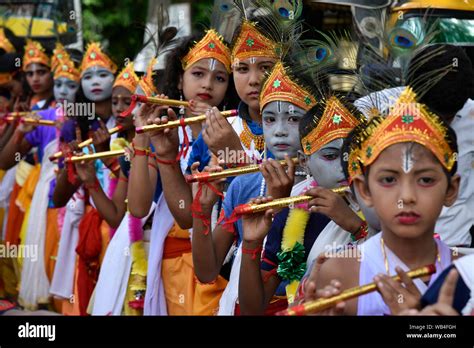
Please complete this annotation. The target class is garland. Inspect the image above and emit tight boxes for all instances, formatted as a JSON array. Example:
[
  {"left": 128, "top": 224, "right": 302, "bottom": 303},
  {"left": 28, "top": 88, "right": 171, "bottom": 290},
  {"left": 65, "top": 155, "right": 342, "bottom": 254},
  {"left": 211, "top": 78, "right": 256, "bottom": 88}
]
[{"left": 277, "top": 207, "right": 310, "bottom": 304}]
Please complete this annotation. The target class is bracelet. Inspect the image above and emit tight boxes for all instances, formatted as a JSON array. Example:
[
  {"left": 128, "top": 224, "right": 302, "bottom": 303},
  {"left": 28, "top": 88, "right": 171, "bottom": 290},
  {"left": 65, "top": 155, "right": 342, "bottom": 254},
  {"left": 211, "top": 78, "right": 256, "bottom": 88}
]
[
  {"left": 85, "top": 179, "right": 100, "bottom": 192},
  {"left": 242, "top": 243, "right": 263, "bottom": 260},
  {"left": 351, "top": 220, "right": 368, "bottom": 242},
  {"left": 132, "top": 142, "right": 150, "bottom": 157}
]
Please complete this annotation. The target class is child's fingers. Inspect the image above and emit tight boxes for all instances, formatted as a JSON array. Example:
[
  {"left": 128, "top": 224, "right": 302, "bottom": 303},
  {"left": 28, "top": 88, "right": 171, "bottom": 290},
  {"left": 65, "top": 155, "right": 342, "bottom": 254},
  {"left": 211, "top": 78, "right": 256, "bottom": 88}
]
[
  {"left": 438, "top": 269, "right": 458, "bottom": 306},
  {"left": 75, "top": 126, "right": 82, "bottom": 143},
  {"left": 395, "top": 266, "right": 420, "bottom": 295},
  {"left": 375, "top": 275, "right": 398, "bottom": 304},
  {"left": 190, "top": 162, "right": 201, "bottom": 174}
]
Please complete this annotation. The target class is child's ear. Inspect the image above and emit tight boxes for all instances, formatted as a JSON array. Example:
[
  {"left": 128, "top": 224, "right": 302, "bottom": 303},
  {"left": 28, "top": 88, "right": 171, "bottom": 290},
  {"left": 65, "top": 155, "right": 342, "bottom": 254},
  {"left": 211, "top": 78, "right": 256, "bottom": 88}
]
[
  {"left": 352, "top": 174, "right": 374, "bottom": 208},
  {"left": 297, "top": 150, "right": 308, "bottom": 170},
  {"left": 444, "top": 174, "right": 460, "bottom": 207},
  {"left": 178, "top": 75, "right": 183, "bottom": 91}
]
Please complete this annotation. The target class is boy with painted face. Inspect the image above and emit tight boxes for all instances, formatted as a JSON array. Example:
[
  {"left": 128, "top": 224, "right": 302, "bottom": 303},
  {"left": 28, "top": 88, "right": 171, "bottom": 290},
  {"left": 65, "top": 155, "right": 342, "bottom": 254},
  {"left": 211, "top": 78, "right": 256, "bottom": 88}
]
[
  {"left": 303, "top": 87, "right": 461, "bottom": 315},
  {"left": 238, "top": 94, "right": 367, "bottom": 314},
  {"left": 191, "top": 61, "right": 317, "bottom": 315}
]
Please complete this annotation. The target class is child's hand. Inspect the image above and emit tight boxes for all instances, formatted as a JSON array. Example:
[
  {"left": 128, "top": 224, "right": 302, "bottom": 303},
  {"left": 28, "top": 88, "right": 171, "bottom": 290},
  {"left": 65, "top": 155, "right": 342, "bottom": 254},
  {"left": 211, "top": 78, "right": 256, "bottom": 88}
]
[
  {"left": 146, "top": 106, "right": 180, "bottom": 161},
  {"left": 260, "top": 155, "right": 295, "bottom": 199},
  {"left": 190, "top": 161, "right": 225, "bottom": 214},
  {"left": 189, "top": 99, "right": 212, "bottom": 116},
  {"left": 92, "top": 120, "right": 111, "bottom": 153},
  {"left": 311, "top": 281, "right": 346, "bottom": 316},
  {"left": 202, "top": 107, "right": 242, "bottom": 157},
  {"left": 242, "top": 196, "right": 274, "bottom": 244},
  {"left": 401, "top": 269, "right": 459, "bottom": 316},
  {"left": 74, "top": 146, "right": 97, "bottom": 184},
  {"left": 300, "top": 254, "right": 330, "bottom": 302},
  {"left": 307, "top": 187, "right": 362, "bottom": 233},
  {"left": 374, "top": 266, "right": 422, "bottom": 315}
]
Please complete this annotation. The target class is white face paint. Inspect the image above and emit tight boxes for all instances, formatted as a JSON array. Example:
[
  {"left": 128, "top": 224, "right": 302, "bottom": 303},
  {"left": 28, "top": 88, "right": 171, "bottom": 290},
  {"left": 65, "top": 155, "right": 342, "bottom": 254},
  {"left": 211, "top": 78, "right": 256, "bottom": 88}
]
[
  {"left": 81, "top": 67, "right": 114, "bottom": 101},
  {"left": 54, "top": 77, "right": 79, "bottom": 104},
  {"left": 208, "top": 58, "right": 217, "bottom": 71},
  {"left": 401, "top": 143, "right": 415, "bottom": 174},
  {"left": 303, "top": 138, "right": 347, "bottom": 189},
  {"left": 262, "top": 101, "right": 304, "bottom": 160},
  {"left": 354, "top": 185, "right": 382, "bottom": 231}
]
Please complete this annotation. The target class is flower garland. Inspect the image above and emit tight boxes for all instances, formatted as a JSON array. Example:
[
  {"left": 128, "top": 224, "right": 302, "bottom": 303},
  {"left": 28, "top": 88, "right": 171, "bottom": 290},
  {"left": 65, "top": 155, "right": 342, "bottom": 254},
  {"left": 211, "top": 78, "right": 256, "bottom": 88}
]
[{"left": 277, "top": 207, "right": 310, "bottom": 304}]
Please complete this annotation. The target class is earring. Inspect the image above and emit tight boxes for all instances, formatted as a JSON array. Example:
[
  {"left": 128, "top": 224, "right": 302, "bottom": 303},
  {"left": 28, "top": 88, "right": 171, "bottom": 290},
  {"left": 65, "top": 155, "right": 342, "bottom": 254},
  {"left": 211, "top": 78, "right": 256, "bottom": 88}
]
[{"left": 179, "top": 90, "right": 185, "bottom": 116}]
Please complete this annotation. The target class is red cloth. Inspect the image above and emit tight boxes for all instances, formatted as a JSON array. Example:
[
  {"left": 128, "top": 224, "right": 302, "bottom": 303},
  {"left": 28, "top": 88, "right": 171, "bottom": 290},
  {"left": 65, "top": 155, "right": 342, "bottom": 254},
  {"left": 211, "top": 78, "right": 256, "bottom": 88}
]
[{"left": 75, "top": 207, "right": 103, "bottom": 316}]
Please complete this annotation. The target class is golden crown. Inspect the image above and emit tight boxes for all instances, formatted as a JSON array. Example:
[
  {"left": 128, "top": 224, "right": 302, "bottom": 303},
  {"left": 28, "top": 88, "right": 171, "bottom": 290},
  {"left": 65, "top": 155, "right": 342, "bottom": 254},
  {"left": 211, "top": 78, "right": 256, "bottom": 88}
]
[
  {"left": 231, "top": 20, "right": 279, "bottom": 65},
  {"left": 22, "top": 39, "right": 50, "bottom": 70},
  {"left": 80, "top": 42, "right": 117, "bottom": 77},
  {"left": 182, "top": 29, "right": 231, "bottom": 73},
  {"left": 113, "top": 62, "right": 139, "bottom": 93},
  {"left": 260, "top": 62, "right": 317, "bottom": 113},
  {"left": 359, "top": 87, "right": 456, "bottom": 172},
  {"left": 51, "top": 43, "right": 80, "bottom": 82},
  {"left": 0, "top": 28, "right": 14, "bottom": 53},
  {"left": 302, "top": 96, "right": 362, "bottom": 155}
]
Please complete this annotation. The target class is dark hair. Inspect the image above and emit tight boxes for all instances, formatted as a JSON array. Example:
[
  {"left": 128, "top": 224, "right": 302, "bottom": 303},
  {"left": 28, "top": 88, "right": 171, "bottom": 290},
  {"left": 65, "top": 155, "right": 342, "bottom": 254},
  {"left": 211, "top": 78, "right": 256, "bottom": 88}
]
[
  {"left": 407, "top": 44, "right": 474, "bottom": 122},
  {"left": 161, "top": 33, "right": 239, "bottom": 110}
]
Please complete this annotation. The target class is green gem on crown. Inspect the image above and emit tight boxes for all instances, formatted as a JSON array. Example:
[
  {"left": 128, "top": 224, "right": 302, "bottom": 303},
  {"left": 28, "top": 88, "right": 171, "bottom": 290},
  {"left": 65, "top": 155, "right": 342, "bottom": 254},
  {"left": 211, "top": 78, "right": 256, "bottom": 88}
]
[
  {"left": 57, "top": 54, "right": 63, "bottom": 59},
  {"left": 90, "top": 52, "right": 96, "bottom": 59},
  {"left": 123, "top": 73, "right": 129, "bottom": 78},
  {"left": 305, "top": 141, "right": 312, "bottom": 152},
  {"left": 304, "top": 96, "right": 311, "bottom": 105},
  {"left": 273, "top": 79, "right": 281, "bottom": 88},
  {"left": 246, "top": 38, "right": 254, "bottom": 47},
  {"left": 29, "top": 50, "right": 35, "bottom": 56},
  {"left": 366, "top": 146, "right": 373, "bottom": 158},
  {"left": 402, "top": 114, "right": 414, "bottom": 124},
  {"left": 332, "top": 114, "right": 342, "bottom": 125},
  {"left": 208, "top": 42, "right": 216, "bottom": 49}
]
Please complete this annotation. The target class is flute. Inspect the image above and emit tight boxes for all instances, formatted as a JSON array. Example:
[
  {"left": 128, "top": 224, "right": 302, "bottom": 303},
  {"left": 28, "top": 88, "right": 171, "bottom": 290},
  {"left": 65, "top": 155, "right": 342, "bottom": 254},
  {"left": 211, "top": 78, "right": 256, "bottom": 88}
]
[
  {"left": 0, "top": 111, "right": 40, "bottom": 118},
  {"left": 4, "top": 116, "right": 56, "bottom": 126},
  {"left": 184, "top": 158, "right": 299, "bottom": 183},
  {"left": 136, "top": 109, "right": 238, "bottom": 134},
  {"left": 65, "top": 149, "right": 126, "bottom": 163},
  {"left": 120, "top": 94, "right": 190, "bottom": 118},
  {"left": 49, "top": 125, "right": 123, "bottom": 161},
  {"left": 233, "top": 186, "right": 349, "bottom": 215},
  {"left": 276, "top": 264, "right": 436, "bottom": 316}
]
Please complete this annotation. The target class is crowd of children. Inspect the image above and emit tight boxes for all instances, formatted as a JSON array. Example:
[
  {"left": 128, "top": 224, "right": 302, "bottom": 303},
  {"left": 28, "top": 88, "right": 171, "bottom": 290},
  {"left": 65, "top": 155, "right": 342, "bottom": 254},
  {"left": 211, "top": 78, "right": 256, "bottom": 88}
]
[{"left": 0, "top": 1, "right": 473, "bottom": 316}]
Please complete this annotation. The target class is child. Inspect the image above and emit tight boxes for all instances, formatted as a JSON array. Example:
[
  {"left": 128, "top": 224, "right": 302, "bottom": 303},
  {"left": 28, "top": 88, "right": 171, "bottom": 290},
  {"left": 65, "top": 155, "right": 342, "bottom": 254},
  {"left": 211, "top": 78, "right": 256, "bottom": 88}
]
[
  {"left": 192, "top": 60, "right": 317, "bottom": 315},
  {"left": 238, "top": 94, "right": 366, "bottom": 314},
  {"left": 303, "top": 87, "right": 461, "bottom": 315}
]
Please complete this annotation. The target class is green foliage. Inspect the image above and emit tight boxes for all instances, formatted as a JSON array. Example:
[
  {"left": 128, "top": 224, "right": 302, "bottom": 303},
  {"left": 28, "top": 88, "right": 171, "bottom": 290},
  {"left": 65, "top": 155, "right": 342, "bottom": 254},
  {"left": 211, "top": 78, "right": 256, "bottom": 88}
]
[{"left": 82, "top": 0, "right": 148, "bottom": 66}]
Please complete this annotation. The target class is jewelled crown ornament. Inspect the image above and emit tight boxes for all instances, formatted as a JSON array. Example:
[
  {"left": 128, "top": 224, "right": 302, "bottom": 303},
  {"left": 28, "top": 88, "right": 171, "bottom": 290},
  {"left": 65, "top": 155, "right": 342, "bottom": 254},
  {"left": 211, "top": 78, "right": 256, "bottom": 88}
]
[
  {"left": 231, "top": 20, "right": 280, "bottom": 65},
  {"left": 113, "top": 62, "right": 140, "bottom": 94},
  {"left": 302, "top": 95, "right": 363, "bottom": 155},
  {"left": 181, "top": 29, "right": 232, "bottom": 73},
  {"left": 22, "top": 39, "right": 51, "bottom": 70},
  {"left": 80, "top": 42, "right": 118, "bottom": 77},
  {"left": 259, "top": 61, "right": 317, "bottom": 113},
  {"left": 358, "top": 86, "right": 457, "bottom": 172},
  {"left": 51, "top": 43, "right": 80, "bottom": 82}
]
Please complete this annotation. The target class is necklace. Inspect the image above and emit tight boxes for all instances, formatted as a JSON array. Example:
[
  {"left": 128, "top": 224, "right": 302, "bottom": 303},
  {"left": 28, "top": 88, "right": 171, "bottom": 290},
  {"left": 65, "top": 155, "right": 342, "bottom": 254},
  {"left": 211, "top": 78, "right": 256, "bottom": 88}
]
[
  {"left": 380, "top": 237, "right": 441, "bottom": 275},
  {"left": 240, "top": 119, "right": 265, "bottom": 152}
]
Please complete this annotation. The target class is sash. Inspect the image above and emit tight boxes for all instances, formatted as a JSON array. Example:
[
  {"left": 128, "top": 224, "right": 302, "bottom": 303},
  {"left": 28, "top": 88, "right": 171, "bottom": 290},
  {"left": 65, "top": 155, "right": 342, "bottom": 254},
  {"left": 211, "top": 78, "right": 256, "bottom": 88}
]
[
  {"left": 92, "top": 204, "right": 155, "bottom": 315},
  {"left": 49, "top": 189, "right": 85, "bottom": 298},
  {"left": 453, "top": 254, "right": 474, "bottom": 315},
  {"left": 18, "top": 139, "right": 57, "bottom": 309}
]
